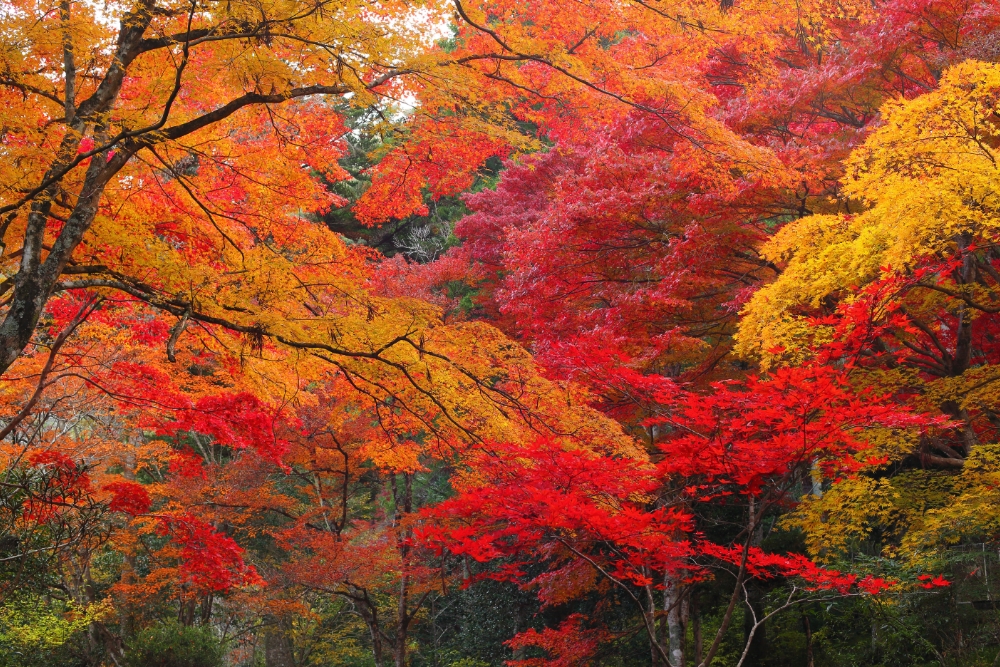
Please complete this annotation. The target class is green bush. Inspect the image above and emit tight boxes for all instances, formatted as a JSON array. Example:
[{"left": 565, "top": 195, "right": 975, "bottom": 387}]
[{"left": 125, "top": 620, "right": 223, "bottom": 667}]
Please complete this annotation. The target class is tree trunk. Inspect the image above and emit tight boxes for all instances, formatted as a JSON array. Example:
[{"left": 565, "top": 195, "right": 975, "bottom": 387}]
[
  {"left": 358, "top": 601, "right": 386, "bottom": 667},
  {"left": 802, "top": 613, "right": 814, "bottom": 667},
  {"left": 665, "top": 575, "right": 685, "bottom": 667},
  {"left": 0, "top": 0, "right": 154, "bottom": 377},
  {"left": 649, "top": 608, "right": 663, "bottom": 667},
  {"left": 395, "top": 572, "right": 410, "bottom": 667},
  {"left": 512, "top": 601, "right": 528, "bottom": 662},
  {"left": 646, "top": 575, "right": 665, "bottom": 666},
  {"left": 393, "top": 473, "right": 414, "bottom": 667},
  {"left": 742, "top": 585, "right": 767, "bottom": 666},
  {"left": 692, "top": 597, "right": 703, "bottom": 666},
  {"left": 0, "top": 163, "right": 112, "bottom": 375},
  {"left": 742, "top": 497, "right": 767, "bottom": 667},
  {"left": 264, "top": 619, "right": 296, "bottom": 667}
]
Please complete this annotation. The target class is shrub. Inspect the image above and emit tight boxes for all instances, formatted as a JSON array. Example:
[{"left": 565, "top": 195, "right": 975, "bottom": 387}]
[{"left": 125, "top": 621, "right": 223, "bottom": 667}]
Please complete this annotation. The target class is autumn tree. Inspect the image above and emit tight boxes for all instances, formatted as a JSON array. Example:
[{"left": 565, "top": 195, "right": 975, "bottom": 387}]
[
  {"left": 740, "top": 59, "right": 1000, "bottom": 475},
  {"left": 417, "top": 364, "right": 936, "bottom": 667},
  {"left": 736, "top": 59, "right": 1000, "bottom": 660}
]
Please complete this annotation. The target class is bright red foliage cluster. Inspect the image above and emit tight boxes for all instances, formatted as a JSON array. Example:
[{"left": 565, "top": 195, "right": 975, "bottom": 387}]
[
  {"left": 158, "top": 515, "right": 265, "bottom": 593},
  {"left": 505, "top": 614, "right": 607, "bottom": 667},
  {"left": 27, "top": 450, "right": 90, "bottom": 491},
  {"left": 698, "top": 544, "right": 891, "bottom": 595},
  {"left": 652, "top": 366, "right": 933, "bottom": 498},
  {"left": 420, "top": 438, "right": 693, "bottom": 586},
  {"left": 22, "top": 451, "right": 93, "bottom": 522},
  {"left": 158, "top": 392, "right": 291, "bottom": 466},
  {"left": 102, "top": 481, "right": 152, "bottom": 516}
]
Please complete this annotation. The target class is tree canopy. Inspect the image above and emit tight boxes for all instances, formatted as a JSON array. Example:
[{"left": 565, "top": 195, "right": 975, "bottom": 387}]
[{"left": 2, "top": 0, "right": 1000, "bottom": 665}]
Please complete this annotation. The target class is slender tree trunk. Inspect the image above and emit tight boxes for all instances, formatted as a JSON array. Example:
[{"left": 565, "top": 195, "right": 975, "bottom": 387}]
[
  {"left": 692, "top": 596, "right": 703, "bottom": 666},
  {"left": 810, "top": 459, "right": 823, "bottom": 498},
  {"left": 697, "top": 504, "right": 756, "bottom": 667},
  {"left": 682, "top": 590, "right": 690, "bottom": 665},
  {"left": 742, "top": 497, "right": 767, "bottom": 667},
  {"left": 742, "top": 584, "right": 767, "bottom": 667},
  {"left": 179, "top": 598, "right": 196, "bottom": 626},
  {"left": 665, "top": 574, "right": 685, "bottom": 667},
  {"left": 395, "top": 572, "right": 410, "bottom": 667},
  {"left": 646, "top": 574, "right": 665, "bottom": 666},
  {"left": 264, "top": 618, "right": 296, "bottom": 667},
  {"left": 393, "top": 473, "right": 414, "bottom": 667},
  {"left": 512, "top": 601, "right": 528, "bottom": 662},
  {"left": 802, "top": 613, "right": 814, "bottom": 667},
  {"left": 649, "top": 607, "right": 662, "bottom": 667},
  {"left": 356, "top": 598, "right": 386, "bottom": 667},
  {"left": 200, "top": 593, "right": 214, "bottom": 624},
  {"left": 370, "top": 622, "right": 386, "bottom": 667}
]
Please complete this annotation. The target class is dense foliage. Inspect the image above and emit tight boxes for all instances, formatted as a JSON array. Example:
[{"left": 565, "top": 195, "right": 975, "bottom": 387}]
[{"left": 1, "top": 0, "right": 1000, "bottom": 665}]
